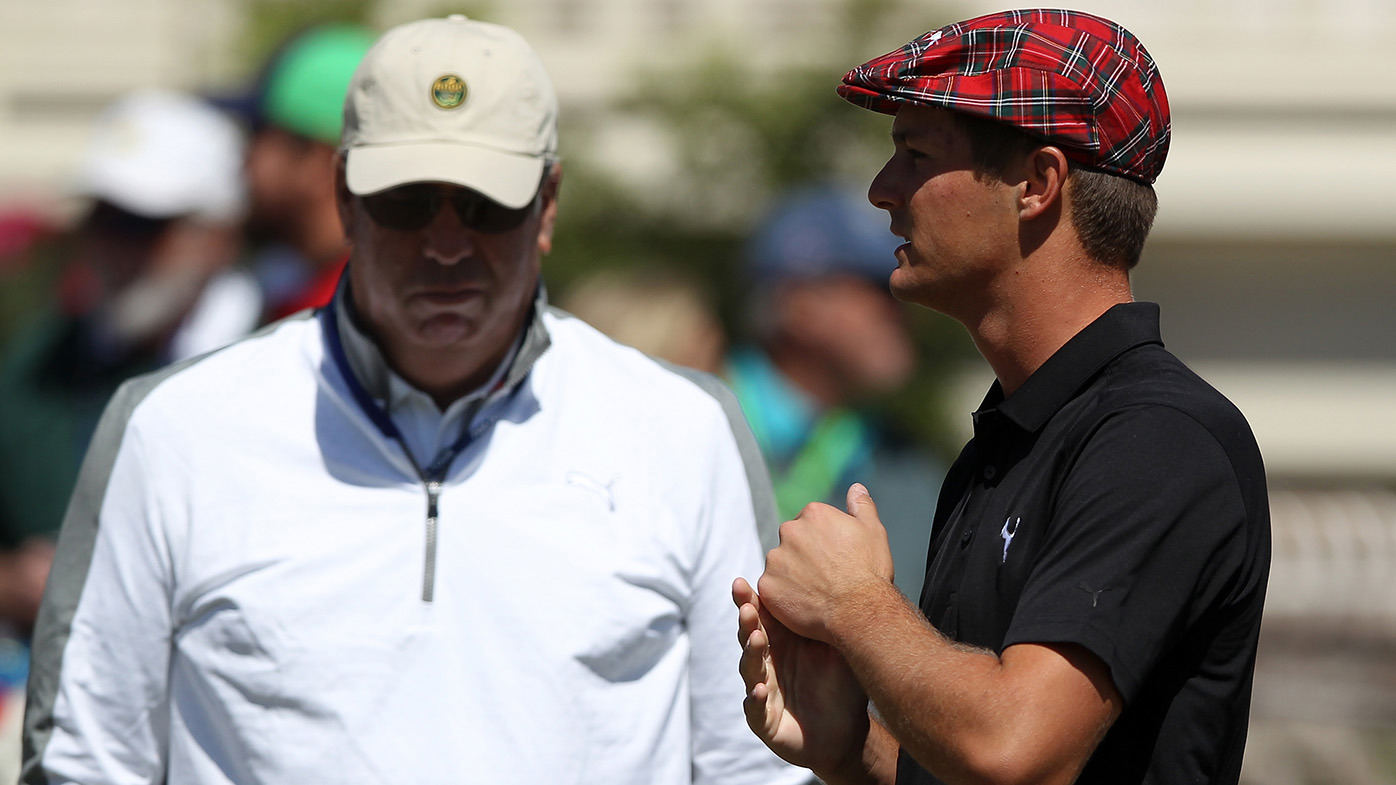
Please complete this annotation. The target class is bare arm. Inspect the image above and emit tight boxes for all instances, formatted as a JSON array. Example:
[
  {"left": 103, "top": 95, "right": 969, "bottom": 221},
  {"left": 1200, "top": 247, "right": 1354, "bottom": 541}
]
[{"left": 758, "top": 484, "right": 1121, "bottom": 785}]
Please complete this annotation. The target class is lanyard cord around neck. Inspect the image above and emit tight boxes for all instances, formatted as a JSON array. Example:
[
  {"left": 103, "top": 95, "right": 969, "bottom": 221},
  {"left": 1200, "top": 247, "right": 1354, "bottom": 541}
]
[
  {"left": 770, "top": 408, "right": 869, "bottom": 521},
  {"left": 320, "top": 302, "right": 519, "bottom": 483}
]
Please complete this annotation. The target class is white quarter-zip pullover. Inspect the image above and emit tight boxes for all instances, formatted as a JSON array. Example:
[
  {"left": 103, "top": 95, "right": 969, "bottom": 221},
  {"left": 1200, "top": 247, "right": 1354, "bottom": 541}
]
[{"left": 24, "top": 288, "right": 804, "bottom": 785}]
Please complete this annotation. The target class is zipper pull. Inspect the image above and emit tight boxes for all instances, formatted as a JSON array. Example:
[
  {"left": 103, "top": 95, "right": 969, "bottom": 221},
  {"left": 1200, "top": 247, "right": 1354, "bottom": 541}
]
[{"left": 423, "top": 481, "right": 442, "bottom": 602}]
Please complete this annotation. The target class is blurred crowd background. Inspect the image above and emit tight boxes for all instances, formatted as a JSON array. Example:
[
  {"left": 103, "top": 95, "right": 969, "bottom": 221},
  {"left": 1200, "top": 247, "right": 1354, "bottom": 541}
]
[{"left": 0, "top": 0, "right": 1393, "bottom": 782}]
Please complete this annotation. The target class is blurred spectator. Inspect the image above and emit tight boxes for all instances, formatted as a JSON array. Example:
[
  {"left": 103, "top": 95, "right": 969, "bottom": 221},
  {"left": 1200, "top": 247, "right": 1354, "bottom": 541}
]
[
  {"left": 0, "top": 88, "right": 251, "bottom": 658},
  {"left": 726, "top": 184, "right": 941, "bottom": 599},
  {"left": 0, "top": 210, "right": 55, "bottom": 273},
  {"left": 218, "top": 23, "right": 375, "bottom": 322},
  {"left": 0, "top": 209, "right": 61, "bottom": 345},
  {"left": 559, "top": 266, "right": 726, "bottom": 373}
]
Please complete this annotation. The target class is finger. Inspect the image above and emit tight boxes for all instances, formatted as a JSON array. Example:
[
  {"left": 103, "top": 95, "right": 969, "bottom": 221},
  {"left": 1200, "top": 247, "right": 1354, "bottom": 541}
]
[
  {"left": 845, "top": 482, "right": 883, "bottom": 528},
  {"left": 737, "top": 599, "right": 763, "bottom": 646},
  {"left": 738, "top": 625, "right": 770, "bottom": 688},
  {"left": 846, "top": 483, "right": 895, "bottom": 583},
  {"left": 743, "top": 670, "right": 783, "bottom": 740},
  {"left": 734, "top": 577, "right": 764, "bottom": 643},
  {"left": 743, "top": 686, "right": 771, "bottom": 736},
  {"left": 732, "top": 576, "right": 757, "bottom": 609}
]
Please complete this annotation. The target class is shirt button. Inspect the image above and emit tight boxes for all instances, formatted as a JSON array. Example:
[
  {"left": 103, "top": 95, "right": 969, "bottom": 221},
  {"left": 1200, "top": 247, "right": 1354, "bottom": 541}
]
[
  {"left": 983, "top": 465, "right": 997, "bottom": 480},
  {"left": 960, "top": 529, "right": 974, "bottom": 549}
]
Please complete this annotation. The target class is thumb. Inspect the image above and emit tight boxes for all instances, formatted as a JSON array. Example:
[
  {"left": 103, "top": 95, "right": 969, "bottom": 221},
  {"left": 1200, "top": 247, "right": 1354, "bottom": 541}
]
[{"left": 845, "top": 482, "right": 881, "bottom": 526}]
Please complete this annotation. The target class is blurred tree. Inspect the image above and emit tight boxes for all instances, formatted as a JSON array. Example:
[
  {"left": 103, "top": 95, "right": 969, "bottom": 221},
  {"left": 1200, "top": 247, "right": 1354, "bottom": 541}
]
[
  {"left": 548, "top": 0, "right": 976, "bottom": 456},
  {"left": 236, "top": 0, "right": 501, "bottom": 65},
  {"left": 237, "top": 0, "right": 377, "bottom": 64}
]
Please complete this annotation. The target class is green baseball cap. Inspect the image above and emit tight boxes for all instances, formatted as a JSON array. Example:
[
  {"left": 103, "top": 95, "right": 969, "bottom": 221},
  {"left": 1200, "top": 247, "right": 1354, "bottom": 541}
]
[{"left": 260, "top": 24, "right": 377, "bottom": 145}]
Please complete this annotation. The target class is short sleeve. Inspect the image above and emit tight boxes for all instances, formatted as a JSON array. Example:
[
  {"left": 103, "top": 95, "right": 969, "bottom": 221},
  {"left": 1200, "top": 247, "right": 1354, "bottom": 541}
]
[{"left": 1002, "top": 405, "right": 1251, "bottom": 702}]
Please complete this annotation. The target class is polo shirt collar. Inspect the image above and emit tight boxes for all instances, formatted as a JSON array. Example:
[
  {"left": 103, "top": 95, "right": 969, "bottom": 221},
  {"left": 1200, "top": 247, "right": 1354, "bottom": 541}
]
[{"left": 979, "top": 301, "right": 1163, "bottom": 434}]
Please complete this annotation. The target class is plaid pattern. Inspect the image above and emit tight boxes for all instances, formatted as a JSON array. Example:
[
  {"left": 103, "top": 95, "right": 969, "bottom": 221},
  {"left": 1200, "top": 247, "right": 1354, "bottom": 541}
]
[{"left": 838, "top": 9, "right": 1169, "bottom": 184}]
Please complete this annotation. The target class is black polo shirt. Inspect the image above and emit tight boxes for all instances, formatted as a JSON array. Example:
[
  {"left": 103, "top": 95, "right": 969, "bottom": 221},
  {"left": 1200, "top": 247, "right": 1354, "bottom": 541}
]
[{"left": 896, "top": 302, "right": 1270, "bottom": 785}]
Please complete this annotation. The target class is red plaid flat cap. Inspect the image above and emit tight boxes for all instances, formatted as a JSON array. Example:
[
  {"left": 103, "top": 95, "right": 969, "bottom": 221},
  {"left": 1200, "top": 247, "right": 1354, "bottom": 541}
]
[{"left": 838, "top": 9, "right": 1170, "bottom": 184}]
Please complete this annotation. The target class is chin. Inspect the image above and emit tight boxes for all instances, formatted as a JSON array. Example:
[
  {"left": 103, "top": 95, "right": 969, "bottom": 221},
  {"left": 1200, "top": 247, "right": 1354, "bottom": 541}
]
[
  {"left": 412, "top": 314, "right": 480, "bottom": 348},
  {"left": 888, "top": 274, "right": 950, "bottom": 315},
  {"left": 887, "top": 270, "right": 920, "bottom": 304}
]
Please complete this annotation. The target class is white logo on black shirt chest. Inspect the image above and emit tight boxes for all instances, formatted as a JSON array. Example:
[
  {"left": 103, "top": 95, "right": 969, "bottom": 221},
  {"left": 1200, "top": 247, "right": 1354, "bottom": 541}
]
[{"left": 1000, "top": 516, "right": 1021, "bottom": 563}]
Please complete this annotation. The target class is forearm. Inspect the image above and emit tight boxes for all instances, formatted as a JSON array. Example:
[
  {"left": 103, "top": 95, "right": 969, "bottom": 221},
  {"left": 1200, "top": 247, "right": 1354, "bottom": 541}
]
[
  {"left": 753, "top": 490, "right": 1116, "bottom": 784},
  {"left": 826, "top": 581, "right": 984, "bottom": 781},
  {"left": 814, "top": 714, "right": 900, "bottom": 785},
  {"left": 825, "top": 580, "right": 1100, "bottom": 785}
]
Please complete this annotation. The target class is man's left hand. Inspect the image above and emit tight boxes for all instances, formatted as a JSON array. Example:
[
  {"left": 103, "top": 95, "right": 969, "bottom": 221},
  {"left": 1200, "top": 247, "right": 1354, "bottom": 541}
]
[{"left": 757, "top": 483, "right": 895, "bottom": 644}]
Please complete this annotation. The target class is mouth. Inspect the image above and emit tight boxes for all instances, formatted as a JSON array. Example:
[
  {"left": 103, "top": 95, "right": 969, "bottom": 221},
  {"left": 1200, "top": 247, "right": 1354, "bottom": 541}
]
[
  {"left": 885, "top": 219, "right": 910, "bottom": 252},
  {"left": 413, "top": 284, "right": 486, "bottom": 306}
]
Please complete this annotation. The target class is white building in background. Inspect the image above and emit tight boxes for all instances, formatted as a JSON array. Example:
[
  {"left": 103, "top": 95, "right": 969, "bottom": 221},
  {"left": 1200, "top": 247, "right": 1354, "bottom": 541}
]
[{"left": 4, "top": 0, "right": 1396, "bottom": 567}]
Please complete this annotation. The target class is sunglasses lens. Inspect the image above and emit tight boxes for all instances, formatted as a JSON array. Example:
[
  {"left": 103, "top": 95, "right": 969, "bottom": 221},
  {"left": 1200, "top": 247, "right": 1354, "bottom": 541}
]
[
  {"left": 451, "top": 192, "right": 533, "bottom": 234},
  {"left": 361, "top": 186, "right": 437, "bottom": 231},
  {"left": 361, "top": 177, "right": 544, "bottom": 233}
]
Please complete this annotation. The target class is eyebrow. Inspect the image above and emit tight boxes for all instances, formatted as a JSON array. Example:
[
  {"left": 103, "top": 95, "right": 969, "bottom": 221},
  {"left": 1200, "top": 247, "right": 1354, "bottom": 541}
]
[{"left": 891, "top": 130, "right": 935, "bottom": 147}]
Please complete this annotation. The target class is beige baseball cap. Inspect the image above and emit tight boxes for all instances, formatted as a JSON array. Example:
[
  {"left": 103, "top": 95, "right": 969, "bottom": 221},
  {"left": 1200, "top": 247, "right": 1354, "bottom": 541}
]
[{"left": 341, "top": 15, "right": 558, "bottom": 208}]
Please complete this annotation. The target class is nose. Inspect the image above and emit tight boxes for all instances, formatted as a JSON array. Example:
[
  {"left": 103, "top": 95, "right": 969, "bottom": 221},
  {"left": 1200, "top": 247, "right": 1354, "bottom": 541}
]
[
  {"left": 868, "top": 158, "right": 899, "bottom": 213},
  {"left": 422, "top": 196, "right": 475, "bottom": 266}
]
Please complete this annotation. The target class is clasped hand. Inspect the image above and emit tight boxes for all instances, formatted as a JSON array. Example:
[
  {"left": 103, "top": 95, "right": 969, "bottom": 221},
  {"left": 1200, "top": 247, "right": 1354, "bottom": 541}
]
[
  {"left": 755, "top": 482, "right": 896, "bottom": 643},
  {"left": 731, "top": 483, "right": 894, "bottom": 774}
]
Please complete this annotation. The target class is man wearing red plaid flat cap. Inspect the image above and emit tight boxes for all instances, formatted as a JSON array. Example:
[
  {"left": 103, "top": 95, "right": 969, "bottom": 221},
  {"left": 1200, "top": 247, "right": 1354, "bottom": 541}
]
[{"left": 734, "top": 9, "right": 1270, "bottom": 785}]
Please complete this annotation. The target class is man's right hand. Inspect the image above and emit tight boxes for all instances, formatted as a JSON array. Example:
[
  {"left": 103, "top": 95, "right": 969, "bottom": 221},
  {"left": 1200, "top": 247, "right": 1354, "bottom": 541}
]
[{"left": 732, "top": 576, "right": 872, "bottom": 779}]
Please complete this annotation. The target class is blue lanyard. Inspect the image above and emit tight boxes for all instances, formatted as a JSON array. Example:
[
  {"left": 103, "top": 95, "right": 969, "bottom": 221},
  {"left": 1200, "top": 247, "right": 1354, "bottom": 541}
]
[{"left": 320, "top": 300, "right": 521, "bottom": 482}]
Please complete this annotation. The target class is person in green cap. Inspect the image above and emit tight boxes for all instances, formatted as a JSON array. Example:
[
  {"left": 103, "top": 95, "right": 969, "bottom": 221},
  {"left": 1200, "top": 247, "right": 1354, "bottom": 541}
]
[{"left": 228, "top": 23, "right": 377, "bottom": 322}]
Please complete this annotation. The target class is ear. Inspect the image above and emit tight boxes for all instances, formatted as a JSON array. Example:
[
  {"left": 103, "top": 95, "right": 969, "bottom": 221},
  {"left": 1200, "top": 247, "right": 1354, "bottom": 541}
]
[
  {"left": 309, "top": 142, "right": 341, "bottom": 197},
  {"left": 1019, "top": 145, "right": 1070, "bottom": 221},
  {"left": 536, "top": 161, "right": 562, "bottom": 255},
  {"left": 333, "top": 153, "right": 355, "bottom": 239}
]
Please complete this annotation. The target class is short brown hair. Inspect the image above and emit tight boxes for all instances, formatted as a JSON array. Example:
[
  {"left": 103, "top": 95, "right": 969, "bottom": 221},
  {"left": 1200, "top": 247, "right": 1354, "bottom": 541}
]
[{"left": 950, "top": 112, "right": 1158, "bottom": 270}]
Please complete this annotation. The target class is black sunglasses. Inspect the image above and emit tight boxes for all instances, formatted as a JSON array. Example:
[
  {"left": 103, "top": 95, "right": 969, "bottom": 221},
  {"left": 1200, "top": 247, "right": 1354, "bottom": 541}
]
[
  {"left": 359, "top": 172, "right": 548, "bottom": 233},
  {"left": 86, "top": 201, "right": 173, "bottom": 239}
]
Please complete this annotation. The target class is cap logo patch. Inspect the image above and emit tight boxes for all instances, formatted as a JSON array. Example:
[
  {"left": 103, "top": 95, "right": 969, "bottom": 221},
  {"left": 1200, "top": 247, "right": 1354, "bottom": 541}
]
[{"left": 431, "top": 74, "right": 467, "bottom": 109}]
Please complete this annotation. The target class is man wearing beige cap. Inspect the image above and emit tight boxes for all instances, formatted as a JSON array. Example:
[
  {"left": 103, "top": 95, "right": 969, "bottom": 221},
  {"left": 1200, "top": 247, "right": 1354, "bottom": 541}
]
[
  {"left": 735, "top": 9, "right": 1269, "bottom": 785},
  {"left": 24, "top": 17, "right": 808, "bottom": 785}
]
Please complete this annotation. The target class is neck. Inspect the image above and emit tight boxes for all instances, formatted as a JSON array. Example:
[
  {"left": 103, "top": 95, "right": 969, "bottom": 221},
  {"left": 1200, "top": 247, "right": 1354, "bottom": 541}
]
[
  {"left": 413, "top": 349, "right": 510, "bottom": 411},
  {"left": 964, "top": 252, "right": 1132, "bottom": 397},
  {"left": 383, "top": 322, "right": 523, "bottom": 412}
]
